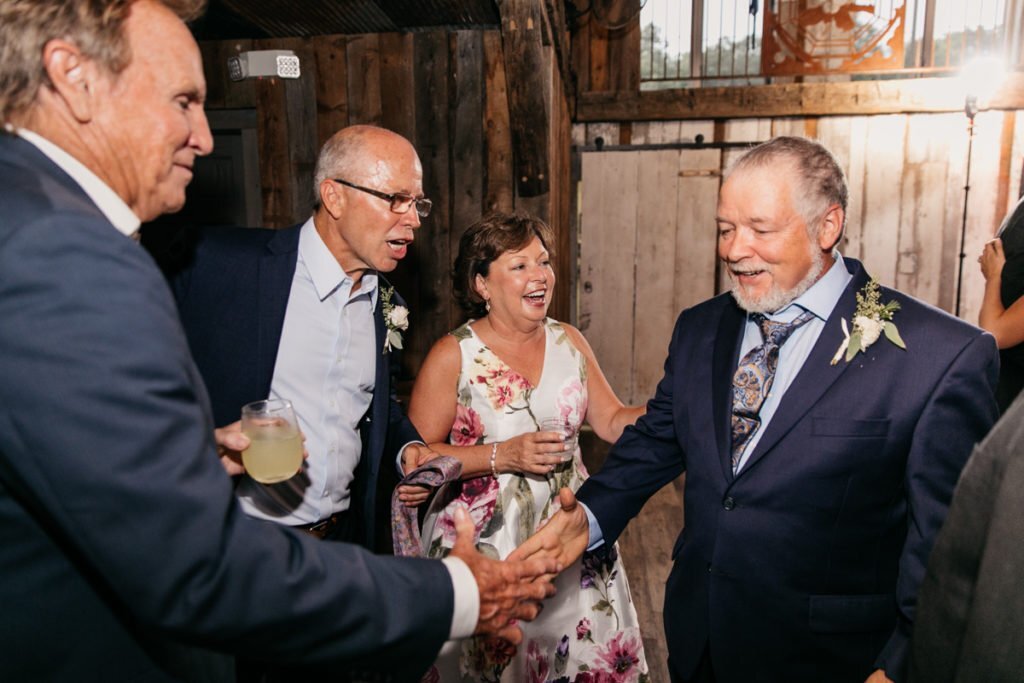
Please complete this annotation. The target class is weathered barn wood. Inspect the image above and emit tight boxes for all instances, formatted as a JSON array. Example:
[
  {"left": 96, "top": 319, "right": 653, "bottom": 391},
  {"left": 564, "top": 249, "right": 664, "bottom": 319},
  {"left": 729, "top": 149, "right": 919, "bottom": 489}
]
[
  {"left": 253, "top": 38, "right": 318, "bottom": 228},
  {"left": 577, "top": 74, "right": 1024, "bottom": 122},
  {"left": 410, "top": 30, "right": 453, "bottom": 366},
  {"left": 483, "top": 32, "right": 515, "bottom": 215},
  {"left": 499, "top": 0, "right": 550, "bottom": 197},
  {"left": 312, "top": 35, "right": 349, "bottom": 147},
  {"left": 579, "top": 150, "right": 639, "bottom": 398},
  {"left": 378, "top": 33, "right": 415, "bottom": 142},
  {"left": 345, "top": 34, "right": 383, "bottom": 125}
]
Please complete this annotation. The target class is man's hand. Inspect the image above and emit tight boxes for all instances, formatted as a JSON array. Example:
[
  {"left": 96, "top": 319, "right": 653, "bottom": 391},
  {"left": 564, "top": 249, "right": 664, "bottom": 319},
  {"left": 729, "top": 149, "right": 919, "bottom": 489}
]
[
  {"left": 397, "top": 444, "right": 441, "bottom": 507},
  {"left": 865, "top": 669, "right": 893, "bottom": 683},
  {"left": 213, "top": 421, "right": 307, "bottom": 477},
  {"left": 448, "top": 506, "right": 559, "bottom": 643},
  {"left": 400, "top": 443, "right": 440, "bottom": 475},
  {"left": 214, "top": 421, "right": 249, "bottom": 476},
  {"left": 507, "top": 487, "right": 589, "bottom": 574}
]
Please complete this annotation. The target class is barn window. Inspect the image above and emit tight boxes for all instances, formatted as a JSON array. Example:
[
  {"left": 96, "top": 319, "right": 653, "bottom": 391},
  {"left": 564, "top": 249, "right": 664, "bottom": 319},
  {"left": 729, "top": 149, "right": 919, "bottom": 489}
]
[{"left": 640, "top": 0, "right": 1017, "bottom": 90}]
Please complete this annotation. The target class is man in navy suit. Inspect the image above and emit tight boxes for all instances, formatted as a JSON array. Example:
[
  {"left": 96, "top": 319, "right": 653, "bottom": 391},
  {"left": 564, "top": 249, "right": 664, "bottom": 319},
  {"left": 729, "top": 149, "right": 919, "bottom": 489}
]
[
  {"left": 173, "top": 124, "right": 434, "bottom": 552},
  {"left": 514, "top": 136, "right": 999, "bottom": 683},
  {"left": 0, "top": 1, "right": 556, "bottom": 681}
]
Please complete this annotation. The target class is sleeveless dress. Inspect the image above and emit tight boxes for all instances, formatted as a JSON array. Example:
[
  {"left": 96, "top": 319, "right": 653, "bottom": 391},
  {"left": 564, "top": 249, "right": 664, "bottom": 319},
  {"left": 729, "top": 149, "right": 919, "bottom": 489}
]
[{"left": 422, "top": 319, "right": 649, "bottom": 683}]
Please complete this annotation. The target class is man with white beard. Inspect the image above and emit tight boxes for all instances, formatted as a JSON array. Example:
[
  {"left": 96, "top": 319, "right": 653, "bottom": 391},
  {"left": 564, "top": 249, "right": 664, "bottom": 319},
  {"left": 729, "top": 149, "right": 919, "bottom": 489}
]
[{"left": 514, "top": 136, "right": 999, "bottom": 683}]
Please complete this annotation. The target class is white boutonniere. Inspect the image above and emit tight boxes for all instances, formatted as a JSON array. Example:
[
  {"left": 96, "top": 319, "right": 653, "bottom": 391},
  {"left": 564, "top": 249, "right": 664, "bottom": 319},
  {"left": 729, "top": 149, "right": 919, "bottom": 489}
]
[
  {"left": 830, "top": 278, "right": 907, "bottom": 365},
  {"left": 381, "top": 286, "right": 409, "bottom": 353}
]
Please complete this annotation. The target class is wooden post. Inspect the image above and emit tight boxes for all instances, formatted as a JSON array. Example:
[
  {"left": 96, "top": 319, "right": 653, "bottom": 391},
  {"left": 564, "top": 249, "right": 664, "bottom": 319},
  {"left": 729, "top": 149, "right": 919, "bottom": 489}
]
[{"left": 499, "top": 0, "right": 551, "bottom": 197}]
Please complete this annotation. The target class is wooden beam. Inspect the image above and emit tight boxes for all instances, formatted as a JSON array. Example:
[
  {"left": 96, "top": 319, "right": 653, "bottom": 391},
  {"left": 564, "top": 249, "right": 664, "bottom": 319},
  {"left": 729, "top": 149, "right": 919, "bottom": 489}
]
[
  {"left": 543, "top": 0, "right": 576, "bottom": 118},
  {"left": 253, "top": 38, "right": 317, "bottom": 228},
  {"left": 577, "top": 73, "right": 1024, "bottom": 122},
  {"left": 311, "top": 35, "right": 348, "bottom": 148},
  {"left": 499, "top": 0, "right": 550, "bottom": 197},
  {"left": 483, "top": 31, "right": 515, "bottom": 214}
]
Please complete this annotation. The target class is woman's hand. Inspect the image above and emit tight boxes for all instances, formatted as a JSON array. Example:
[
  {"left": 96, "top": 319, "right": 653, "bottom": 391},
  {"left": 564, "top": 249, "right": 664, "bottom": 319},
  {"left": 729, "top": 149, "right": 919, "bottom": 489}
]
[
  {"left": 397, "top": 444, "right": 441, "bottom": 508},
  {"left": 980, "top": 238, "right": 1006, "bottom": 281},
  {"left": 496, "top": 431, "right": 572, "bottom": 476}
]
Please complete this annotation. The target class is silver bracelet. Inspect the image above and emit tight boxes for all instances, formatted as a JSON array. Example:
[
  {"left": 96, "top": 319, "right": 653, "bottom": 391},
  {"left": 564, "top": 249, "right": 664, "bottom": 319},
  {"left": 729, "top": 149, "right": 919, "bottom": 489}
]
[{"left": 490, "top": 441, "right": 499, "bottom": 478}]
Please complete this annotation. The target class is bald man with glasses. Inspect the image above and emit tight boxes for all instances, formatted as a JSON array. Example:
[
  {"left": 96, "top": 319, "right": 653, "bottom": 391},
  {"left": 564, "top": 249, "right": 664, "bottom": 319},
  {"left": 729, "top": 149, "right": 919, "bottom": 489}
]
[{"left": 172, "top": 125, "right": 434, "bottom": 554}]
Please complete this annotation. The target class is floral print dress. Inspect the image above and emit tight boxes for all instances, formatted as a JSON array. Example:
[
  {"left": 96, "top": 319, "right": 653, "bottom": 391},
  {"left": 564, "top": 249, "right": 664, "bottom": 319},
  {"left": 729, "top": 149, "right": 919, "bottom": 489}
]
[{"left": 422, "top": 319, "right": 649, "bottom": 683}]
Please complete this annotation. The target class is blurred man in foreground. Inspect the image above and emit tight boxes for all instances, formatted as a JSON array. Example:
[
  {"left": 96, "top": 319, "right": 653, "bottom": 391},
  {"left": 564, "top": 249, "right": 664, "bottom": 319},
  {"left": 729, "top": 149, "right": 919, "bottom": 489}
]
[{"left": 0, "top": 1, "right": 556, "bottom": 680}]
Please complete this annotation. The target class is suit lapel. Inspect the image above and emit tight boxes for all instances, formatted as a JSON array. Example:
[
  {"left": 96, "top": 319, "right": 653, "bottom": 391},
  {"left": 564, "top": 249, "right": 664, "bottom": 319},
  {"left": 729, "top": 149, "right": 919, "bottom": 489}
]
[
  {"left": 256, "top": 227, "right": 300, "bottom": 396},
  {"left": 738, "top": 261, "right": 869, "bottom": 476},
  {"left": 713, "top": 300, "right": 746, "bottom": 482},
  {"left": 370, "top": 281, "right": 390, "bottom": 448}
]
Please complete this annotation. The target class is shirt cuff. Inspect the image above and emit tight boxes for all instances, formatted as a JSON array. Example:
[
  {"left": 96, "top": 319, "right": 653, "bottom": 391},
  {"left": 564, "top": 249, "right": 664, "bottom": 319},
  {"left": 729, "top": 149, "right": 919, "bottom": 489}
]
[
  {"left": 396, "top": 441, "right": 425, "bottom": 476},
  {"left": 441, "top": 556, "right": 479, "bottom": 639},
  {"left": 581, "top": 502, "right": 605, "bottom": 551}
]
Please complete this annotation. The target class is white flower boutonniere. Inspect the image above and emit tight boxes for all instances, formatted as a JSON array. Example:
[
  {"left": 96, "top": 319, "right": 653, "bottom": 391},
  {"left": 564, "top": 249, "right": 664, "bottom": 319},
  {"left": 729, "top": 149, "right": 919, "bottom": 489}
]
[
  {"left": 381, "top": 286, "right": 409, "bottom": 353},
  {"left": 830, "top": 278, "right": 907, "bottom": 365}
]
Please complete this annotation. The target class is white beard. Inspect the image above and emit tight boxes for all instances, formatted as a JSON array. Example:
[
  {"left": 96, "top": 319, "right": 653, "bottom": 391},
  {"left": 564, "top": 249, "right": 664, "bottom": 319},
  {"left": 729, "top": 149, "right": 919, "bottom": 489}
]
[{"left": 729, "top": 244, "right": 827, "bottom": 314}]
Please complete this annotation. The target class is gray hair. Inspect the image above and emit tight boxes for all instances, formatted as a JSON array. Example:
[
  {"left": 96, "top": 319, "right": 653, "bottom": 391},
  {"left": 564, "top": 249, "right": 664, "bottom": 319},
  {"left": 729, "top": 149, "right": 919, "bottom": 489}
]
[
  {"left": 312, "top": 125, "right": 383, "bottom": 206},
  {"left": 726, "top": 136, "right": 848, "bottom": 237},
  {"left": 0, "top": 0, "right": 206, "bottom": 123}
]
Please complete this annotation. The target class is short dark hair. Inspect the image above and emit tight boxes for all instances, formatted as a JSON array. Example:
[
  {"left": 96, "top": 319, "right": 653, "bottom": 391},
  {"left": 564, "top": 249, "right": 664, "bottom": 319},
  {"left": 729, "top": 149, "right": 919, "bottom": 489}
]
[{"left": 453, "top": 212, "right": 555, "bottom": 319}]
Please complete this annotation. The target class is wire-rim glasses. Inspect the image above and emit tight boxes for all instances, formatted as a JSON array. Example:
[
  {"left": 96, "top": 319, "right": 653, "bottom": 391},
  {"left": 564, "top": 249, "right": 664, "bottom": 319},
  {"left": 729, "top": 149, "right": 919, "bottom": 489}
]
[{"left": 333, "top": 178, "right": 432, "bottom": 218}]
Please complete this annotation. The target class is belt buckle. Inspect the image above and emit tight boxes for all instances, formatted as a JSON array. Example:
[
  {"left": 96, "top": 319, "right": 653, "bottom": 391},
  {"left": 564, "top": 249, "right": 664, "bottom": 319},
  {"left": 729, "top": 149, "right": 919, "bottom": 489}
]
[{"left": 304, "top": 514, "right": 336, "bottom": 540}]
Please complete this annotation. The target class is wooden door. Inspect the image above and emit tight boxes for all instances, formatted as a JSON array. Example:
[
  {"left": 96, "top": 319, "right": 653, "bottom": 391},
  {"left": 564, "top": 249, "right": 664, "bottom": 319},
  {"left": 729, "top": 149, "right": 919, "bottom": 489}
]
[{"left": 579, "top": 147, "right": 722, "bottom": 405}]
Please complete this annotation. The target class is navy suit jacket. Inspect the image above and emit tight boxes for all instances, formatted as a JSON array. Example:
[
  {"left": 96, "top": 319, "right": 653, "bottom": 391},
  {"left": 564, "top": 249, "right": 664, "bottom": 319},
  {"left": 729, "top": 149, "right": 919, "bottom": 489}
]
[
  {"left": 171, "top": 224, "right": 420, "bottom": 550},
  {"left": 0, "top": 133, "right": 451, "bottom": 681},
  {"left": 578, "top": 259, "right": 999, "bottom": 683}
]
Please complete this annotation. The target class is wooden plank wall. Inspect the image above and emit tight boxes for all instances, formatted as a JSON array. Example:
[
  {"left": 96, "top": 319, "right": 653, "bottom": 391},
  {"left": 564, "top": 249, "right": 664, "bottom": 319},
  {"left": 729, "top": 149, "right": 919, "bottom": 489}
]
[
  {"left": 198, "top": 31, "right": 571, "bottom": 377},
  {"left": 575, "top": 112, "right": 1024, "bottom": 406},
  {"left": 578, "top": 145, "right": 720, "bottom": 405}
]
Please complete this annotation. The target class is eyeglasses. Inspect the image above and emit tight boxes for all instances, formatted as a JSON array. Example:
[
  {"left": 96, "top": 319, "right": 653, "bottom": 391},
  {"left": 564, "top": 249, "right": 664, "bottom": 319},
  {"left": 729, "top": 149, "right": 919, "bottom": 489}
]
[{"left": 333, "top": 178, "right": 432, "bottom": 218}]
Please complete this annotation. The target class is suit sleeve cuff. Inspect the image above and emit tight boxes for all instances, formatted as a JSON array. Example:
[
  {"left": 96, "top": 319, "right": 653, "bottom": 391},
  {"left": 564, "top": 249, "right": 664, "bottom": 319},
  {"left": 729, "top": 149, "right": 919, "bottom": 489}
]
[
  {"left": 441, "top": 556, "right": 479, "bottom": 639},
  {"left": 582, "top": 502, "right": 604, "bottom": 550},
  {"left": 396, "top": 441, "right": 426, "bottom": 476}
]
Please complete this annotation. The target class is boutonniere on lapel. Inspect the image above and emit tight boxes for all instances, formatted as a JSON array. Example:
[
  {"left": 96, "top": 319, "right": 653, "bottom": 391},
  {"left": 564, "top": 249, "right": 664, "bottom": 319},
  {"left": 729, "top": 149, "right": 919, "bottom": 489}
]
[
  {"left": 830, "top": 278, "right": 907, "bottom": 365},
  {"left": 381, "top": 286, "right": 409, "bottom": 353}
]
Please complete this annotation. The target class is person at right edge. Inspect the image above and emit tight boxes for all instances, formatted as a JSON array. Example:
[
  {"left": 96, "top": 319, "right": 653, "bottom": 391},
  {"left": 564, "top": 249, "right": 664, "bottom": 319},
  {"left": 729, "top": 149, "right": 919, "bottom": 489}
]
[
  {"left": 0, "top": 1, "right": 557, "bottom": 681},
  {"left": 510, "top": 136, "right": 999, "bottom": 683},
  {"left": 977, "top": 196, "right": 1024, "bottom": 412}
]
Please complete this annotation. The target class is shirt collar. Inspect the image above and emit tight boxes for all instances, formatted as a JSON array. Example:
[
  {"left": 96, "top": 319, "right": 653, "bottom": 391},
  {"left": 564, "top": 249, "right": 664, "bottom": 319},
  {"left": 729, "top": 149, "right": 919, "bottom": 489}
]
[
  {"left": 768, "top": 252, "right": 852, "bottom": 323},
  {"left": 17, "top": 128, "right": 141, "bottom": 238},
  {"left": 299, "top": 218, "right": 378, "bottom": 304}
]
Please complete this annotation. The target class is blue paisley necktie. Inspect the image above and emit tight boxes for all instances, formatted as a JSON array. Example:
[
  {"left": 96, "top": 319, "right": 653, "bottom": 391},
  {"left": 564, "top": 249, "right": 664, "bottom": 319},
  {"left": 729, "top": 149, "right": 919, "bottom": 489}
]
[{"left": 731, "top": 310, "right": 815, "bottom": 472}]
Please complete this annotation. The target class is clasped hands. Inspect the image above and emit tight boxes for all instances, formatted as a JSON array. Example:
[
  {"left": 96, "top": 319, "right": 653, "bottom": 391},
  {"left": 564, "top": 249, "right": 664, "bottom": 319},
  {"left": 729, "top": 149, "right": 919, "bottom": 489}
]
[{"left": 450, "top": 487, "right": 591, "bottom": 643}]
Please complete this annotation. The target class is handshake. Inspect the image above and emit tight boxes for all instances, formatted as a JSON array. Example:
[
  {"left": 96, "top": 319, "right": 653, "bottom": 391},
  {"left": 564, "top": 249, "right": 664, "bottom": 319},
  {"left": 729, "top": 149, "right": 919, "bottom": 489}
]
[{"left": 451, "top": 488, "right": 592, "bottom": 643}]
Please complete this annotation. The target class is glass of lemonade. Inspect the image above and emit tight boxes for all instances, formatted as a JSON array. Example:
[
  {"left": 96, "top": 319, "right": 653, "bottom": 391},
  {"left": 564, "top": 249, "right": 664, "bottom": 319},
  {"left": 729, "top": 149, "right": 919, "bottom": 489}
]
[
  {"left": 240, "top": 399, "right": 303, "bottom": 484},
  {"left": 540, "top": 417, "right": 577, "bottom": 463}
]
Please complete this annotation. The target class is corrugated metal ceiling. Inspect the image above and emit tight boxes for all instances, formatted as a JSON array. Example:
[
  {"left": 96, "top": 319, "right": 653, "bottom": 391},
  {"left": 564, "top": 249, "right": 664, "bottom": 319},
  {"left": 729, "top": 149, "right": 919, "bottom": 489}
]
[{"left": 194, "top": 0, "right": 501, "bottom": 39}]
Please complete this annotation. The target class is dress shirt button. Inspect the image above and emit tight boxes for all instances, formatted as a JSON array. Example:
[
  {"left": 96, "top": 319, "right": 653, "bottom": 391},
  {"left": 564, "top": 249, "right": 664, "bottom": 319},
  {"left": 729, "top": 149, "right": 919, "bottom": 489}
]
[{"left": 723, "top": 496, "right": 736, "bottom": 511}]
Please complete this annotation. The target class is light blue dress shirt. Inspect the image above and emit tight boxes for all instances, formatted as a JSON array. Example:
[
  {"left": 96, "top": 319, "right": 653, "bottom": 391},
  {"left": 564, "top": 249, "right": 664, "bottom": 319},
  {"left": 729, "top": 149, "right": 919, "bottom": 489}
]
[
  {"left": 585, "top": 254, "right": 853, "bottom": 546},
  {"left": 237, "top": 218, "right": 378, "bottom": 525},
  {"left": 731, "top": 254, "right": 852, "bottom": 472}
]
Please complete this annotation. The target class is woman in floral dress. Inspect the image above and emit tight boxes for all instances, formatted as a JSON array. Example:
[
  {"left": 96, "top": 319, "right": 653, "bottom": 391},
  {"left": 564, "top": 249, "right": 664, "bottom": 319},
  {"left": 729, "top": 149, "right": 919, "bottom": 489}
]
[{"left": 404, "top": 212, "right": 649, "bottom": 683}]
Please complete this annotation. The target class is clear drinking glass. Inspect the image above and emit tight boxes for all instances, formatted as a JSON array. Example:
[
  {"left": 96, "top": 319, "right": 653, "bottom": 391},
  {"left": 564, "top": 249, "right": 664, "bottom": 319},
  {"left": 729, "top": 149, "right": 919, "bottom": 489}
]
[
  {"left": 240, "top": 399, "right": 303, "bottom": 484},
  {"left": 540, "top": 417, "right": 577, "bottom": 462}
]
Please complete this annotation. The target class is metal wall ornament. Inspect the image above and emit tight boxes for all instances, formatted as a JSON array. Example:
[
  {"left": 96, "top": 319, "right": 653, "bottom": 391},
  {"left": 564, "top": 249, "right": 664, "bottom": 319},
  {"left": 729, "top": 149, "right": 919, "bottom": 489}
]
[{"left": 762, "top": 1, "right": 906, "bottom": 75}]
